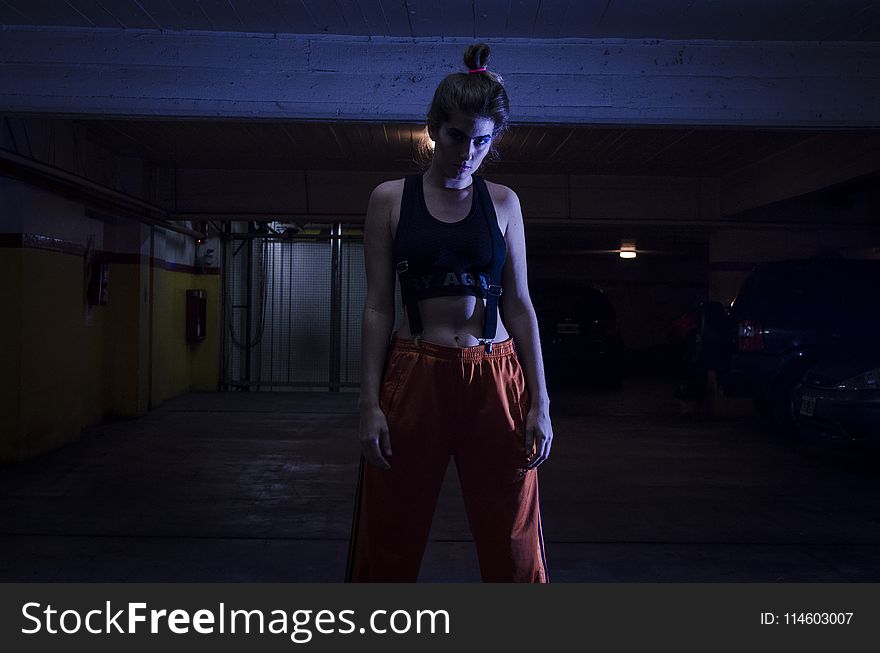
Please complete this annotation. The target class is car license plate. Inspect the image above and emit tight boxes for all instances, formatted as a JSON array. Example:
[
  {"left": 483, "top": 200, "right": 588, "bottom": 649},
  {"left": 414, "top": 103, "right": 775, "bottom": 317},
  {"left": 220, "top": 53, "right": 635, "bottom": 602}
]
[
  {"left": 799, "top": 395, "right": 816, "bottom": 417},
  {"left": 556, "top": 323, "right": 580, "bottom": 335}
]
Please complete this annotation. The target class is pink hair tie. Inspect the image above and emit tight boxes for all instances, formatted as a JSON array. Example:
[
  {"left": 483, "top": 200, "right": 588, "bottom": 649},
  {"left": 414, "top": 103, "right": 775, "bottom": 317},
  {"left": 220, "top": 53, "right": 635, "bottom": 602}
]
[{"left": 468, "top": 67, "right": 487, "bottom": 73}]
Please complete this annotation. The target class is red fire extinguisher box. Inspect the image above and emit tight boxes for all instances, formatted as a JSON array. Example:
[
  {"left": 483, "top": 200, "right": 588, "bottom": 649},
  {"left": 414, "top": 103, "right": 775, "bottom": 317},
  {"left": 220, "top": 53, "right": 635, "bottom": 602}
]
[{"left": 186, "top": 289, "right": 207, "bottom": 343}]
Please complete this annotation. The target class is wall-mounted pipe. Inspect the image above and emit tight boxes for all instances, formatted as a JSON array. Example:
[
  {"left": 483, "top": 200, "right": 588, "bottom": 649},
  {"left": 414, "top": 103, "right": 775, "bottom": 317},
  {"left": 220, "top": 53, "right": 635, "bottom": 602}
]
[{"left": 0, "top": 147, "right": 204, "bottom": 239}]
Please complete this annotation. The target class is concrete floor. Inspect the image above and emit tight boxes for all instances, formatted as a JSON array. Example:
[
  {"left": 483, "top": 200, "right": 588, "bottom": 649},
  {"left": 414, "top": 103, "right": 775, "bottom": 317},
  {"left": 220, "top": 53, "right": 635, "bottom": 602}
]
[{"left": 2, "top": 376, "right": 879, "bottom": 582}]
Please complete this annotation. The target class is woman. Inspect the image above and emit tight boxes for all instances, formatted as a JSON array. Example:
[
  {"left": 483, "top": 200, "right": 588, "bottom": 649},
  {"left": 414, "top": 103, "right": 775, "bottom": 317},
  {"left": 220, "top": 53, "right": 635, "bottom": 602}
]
[{"left": 346, "top": 44, "right": 553, "bottom": 583}]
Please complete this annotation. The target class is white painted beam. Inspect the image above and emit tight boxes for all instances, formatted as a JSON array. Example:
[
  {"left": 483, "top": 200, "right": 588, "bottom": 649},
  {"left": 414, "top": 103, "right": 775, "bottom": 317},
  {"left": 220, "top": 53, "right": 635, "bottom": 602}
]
[{"left": 0, "top": 27, "right": 878, "bottom": 126}]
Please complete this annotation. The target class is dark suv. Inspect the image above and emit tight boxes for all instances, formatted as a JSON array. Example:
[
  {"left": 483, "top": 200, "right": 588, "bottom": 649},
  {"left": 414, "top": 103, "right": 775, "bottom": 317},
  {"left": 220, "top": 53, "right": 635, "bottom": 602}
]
[{"left": 718, "top": 256, "right": 880, "bottom": 432}]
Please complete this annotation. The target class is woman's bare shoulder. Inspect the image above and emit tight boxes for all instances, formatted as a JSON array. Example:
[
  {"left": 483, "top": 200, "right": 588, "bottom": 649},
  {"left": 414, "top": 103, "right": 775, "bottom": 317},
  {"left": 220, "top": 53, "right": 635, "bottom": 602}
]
[
  {"left": 483, "top": 179, "right": 519, "bottom": 207},
  {"left": 371, "top": 178, "right": 407, "bottom": 205},
  {"left": 368, "top": 179, "right": 407, "bottom": 240},
  {"left": 482, "top": 179, "right": 521, "bottom": 236}
]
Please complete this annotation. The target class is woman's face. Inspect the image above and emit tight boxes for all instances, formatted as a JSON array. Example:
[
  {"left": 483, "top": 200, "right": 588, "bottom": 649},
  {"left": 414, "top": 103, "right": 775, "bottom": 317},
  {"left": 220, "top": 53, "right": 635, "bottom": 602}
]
[{"left": 429, "top": 110, "right": 496, "bottom": 180}]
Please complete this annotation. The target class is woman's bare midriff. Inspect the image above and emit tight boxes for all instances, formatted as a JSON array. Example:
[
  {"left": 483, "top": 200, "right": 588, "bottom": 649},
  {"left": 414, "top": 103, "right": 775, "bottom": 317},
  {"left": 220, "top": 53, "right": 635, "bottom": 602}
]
[{"left": 395, "top": 295, "right": 510, "bottom": 348}]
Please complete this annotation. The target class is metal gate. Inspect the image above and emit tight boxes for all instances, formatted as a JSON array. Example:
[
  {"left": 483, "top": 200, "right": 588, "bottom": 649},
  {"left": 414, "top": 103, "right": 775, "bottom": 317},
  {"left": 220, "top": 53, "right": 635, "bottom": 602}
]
[{"left": 221, "top": 223, "right": 372, "bottom": 391}]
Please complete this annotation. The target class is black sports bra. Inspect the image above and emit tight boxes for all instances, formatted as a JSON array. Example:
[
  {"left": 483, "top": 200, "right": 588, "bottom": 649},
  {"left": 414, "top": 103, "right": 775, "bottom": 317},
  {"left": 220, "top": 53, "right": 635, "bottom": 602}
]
[{"left": 391, "top": 174, "right": 507, "bottom": 351}]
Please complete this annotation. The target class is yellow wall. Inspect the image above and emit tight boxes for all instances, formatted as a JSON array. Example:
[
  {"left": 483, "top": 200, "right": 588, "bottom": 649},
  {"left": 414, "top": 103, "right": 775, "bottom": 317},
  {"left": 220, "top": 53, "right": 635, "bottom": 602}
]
[
  {"left": 0, "top": 248, "right": 22, "bottom": 460},
  {"left": 1, "top": 245, "right": 220, "bottom": 462},
  {"left": 106, "top": 262, "right": 142, "bottom": 417},
  {"left": 19, "top": 248, "right": 86, "bottom": 458},
  {"left": 151, "top": 267, "right": 220, "bottom": 406}
]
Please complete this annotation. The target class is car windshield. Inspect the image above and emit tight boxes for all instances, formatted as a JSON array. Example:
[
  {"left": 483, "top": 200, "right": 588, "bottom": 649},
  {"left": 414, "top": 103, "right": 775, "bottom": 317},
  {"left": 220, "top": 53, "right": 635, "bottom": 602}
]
[
  {"left": 732, "top": 259, "right": 880, "bottom": 328},
  {"left": 732, "top": 261, "right": 817, "bottom": 323}
]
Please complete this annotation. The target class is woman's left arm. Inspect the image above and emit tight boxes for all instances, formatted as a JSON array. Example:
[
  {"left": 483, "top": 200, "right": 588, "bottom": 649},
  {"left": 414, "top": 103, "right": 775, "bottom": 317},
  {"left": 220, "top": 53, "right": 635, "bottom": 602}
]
[{"left": 497, "top": 185, "right": 553, "bottom": 469}]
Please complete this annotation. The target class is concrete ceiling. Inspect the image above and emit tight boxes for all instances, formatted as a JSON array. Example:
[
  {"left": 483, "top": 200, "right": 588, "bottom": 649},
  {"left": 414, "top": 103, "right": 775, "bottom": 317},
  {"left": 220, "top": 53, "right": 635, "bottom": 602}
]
[
  {"left": 0, "top": 0, "right": 878, "bottom": 41},
  {"left": 2, "top": 2, "right": 877, "bottom": 225}
]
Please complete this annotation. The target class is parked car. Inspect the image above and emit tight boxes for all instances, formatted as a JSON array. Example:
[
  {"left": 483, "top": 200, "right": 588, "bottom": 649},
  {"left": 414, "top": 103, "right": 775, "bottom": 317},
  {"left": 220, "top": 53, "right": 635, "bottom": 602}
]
[
  {"left": 527, "top": 280, "right": 625, "bottom": 391},
  {"left": 791, "top": 350, "right": 880, "bottom": 449},
  {"left": 718, "top": 256, "right": 880, "bottom": 434}
]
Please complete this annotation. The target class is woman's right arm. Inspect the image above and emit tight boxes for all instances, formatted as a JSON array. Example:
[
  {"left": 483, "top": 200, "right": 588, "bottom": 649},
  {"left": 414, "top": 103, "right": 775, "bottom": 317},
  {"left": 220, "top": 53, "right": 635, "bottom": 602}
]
[{"left": 358, "top": 181, "right": 397, "bottom": 469}]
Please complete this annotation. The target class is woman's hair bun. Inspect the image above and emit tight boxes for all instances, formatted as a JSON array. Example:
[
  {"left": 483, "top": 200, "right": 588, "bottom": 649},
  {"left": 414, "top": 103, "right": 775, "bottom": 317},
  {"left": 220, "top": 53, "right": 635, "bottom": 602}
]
[{"left": 464, "top": 43, "right": 491, "bottom": 71}]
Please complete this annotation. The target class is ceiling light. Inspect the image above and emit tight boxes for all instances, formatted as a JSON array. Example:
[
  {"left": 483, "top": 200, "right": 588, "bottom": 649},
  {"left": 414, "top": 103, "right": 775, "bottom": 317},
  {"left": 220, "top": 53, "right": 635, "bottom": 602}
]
[{"left": 619, "top": 240, "right": 637, "bottom": 259}]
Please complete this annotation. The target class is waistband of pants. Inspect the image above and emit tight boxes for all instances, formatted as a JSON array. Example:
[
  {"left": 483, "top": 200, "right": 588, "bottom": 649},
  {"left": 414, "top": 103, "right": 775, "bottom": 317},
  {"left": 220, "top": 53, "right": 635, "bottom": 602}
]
[{"left": 390, "top": 332, "right": 516, "bottom": 362}]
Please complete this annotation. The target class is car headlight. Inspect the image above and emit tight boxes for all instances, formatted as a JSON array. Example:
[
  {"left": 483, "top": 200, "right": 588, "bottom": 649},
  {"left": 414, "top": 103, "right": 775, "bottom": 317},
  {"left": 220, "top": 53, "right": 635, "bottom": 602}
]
[{"left": 835, "top": 369, "right": 880, "bottom": 390}]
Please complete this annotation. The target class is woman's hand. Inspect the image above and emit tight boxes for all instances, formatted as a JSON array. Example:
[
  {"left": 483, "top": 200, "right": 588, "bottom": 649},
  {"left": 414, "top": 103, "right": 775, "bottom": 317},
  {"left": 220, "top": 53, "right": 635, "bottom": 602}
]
[
  {"left": 359, "top": 405, "right": 393, "bottom": 470},
  {"left": 525, "top": 405, "right": 553, "bottom": 469}
]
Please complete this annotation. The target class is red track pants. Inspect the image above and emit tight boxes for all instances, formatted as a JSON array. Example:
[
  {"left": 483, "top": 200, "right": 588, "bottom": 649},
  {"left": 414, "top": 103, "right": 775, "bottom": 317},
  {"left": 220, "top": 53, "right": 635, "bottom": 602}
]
[{"left": 346, "top": 332, "right": 549, "bottom": 582}]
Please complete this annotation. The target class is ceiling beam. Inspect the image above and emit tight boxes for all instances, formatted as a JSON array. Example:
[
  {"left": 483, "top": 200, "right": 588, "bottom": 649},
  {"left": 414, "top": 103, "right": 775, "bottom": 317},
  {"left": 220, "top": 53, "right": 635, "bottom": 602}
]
[
  {"left": 720, "top": 132, "right": 880, "bottom": 216},
  {"left": 0, "top": 27, "right": 878, "bottom": 127}
]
